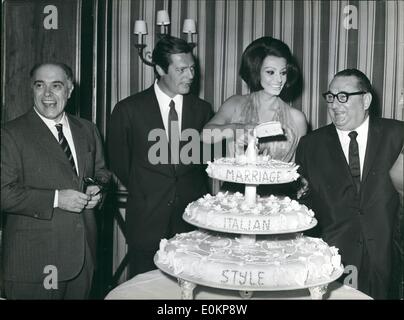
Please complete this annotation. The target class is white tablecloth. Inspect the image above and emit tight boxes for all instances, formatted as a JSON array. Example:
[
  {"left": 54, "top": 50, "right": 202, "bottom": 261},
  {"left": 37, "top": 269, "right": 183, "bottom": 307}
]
[{"left": 105, "top": 269, "right": 372, "bottom": 300}]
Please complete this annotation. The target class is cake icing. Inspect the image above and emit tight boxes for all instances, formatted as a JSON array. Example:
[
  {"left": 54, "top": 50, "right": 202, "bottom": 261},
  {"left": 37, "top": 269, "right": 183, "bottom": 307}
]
[
  {"left": 156, "top": 230, "right": 342, "bottom": 289},
  {"left": 206, "top": 156, "right": 299, "bottom": 184},
  {"left": 154, "top": 135, "right": 343, "bottom": 298},
  {"left": 255, "top": 121, "right": 284, "bottom": 138},
  {"left": 184, "top": 192, "right": 316, "bottom": 234}
]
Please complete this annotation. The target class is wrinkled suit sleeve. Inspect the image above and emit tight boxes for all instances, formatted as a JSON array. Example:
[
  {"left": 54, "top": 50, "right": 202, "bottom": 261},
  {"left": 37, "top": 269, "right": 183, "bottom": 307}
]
[
  {"left": 1, "top": 127, "right": 54, "bottom": 220},
  {"left": 92, "top": 123, "right": 112, "bottom": 185},
  {"left": 107, "top": 103, "right": 131, "bottom": 188}
]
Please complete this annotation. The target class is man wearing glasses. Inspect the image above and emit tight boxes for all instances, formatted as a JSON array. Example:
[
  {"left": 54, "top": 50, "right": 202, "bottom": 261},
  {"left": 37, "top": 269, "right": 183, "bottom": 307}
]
[{"left": 295, "top": 68, "right": 404, "bottom": 299}]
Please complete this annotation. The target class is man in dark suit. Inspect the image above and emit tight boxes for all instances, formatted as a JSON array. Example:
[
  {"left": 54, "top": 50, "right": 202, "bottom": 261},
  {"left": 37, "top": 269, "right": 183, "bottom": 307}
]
[
  {"left": 1, "top": 62, "right": 111, "bottom": 299},
  {"left": 108, "top": 35, "right": 213, "bottom": 278},
  {"left": 296, "top": 68, "right": 404, "bottom": 299}
]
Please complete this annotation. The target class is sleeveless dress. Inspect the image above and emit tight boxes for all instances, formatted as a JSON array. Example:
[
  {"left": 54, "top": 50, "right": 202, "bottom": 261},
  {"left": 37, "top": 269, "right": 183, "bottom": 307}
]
[{"left": 222, "top": 92, "right": 300, "bottom": 196}]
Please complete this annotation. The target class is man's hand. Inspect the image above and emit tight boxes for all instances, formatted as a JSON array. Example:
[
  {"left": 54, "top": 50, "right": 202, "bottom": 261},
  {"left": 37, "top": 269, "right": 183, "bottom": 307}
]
[
  {"left": 297, "top": 176, "right": 310, "bottom": 200},
  {"left": 58, "top": 189, "right": 90, "bottom": 213},
  {"left": 84, "top": 185, "right": 102, "bottom": 209}
]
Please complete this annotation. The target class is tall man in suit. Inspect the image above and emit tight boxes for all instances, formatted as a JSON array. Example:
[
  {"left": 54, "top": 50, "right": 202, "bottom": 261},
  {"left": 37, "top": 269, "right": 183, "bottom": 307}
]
[
  {"left": 108, "top": 35, "right": 213, "bottom": 277},
  {"left": 295, "top": 68, "right": 404, "bottom": 299},
  {"left": 1, "top": 62, "right": 111, "bottom": 299}
]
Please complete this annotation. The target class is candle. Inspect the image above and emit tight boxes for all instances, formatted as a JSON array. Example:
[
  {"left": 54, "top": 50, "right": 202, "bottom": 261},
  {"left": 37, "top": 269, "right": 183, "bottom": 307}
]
[
  {"left": 245, "top": 184, "right": 257, "bottom": 205},
  {"left": 245, "top": 136, "right": 257, "bottom": 163},
  {"left": 244, "top": 134, "right": 258, "bottom": 205}
]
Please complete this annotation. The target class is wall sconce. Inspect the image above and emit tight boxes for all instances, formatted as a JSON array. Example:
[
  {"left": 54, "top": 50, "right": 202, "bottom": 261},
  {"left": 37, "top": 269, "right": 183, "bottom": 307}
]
[
  {"left": 133, "top": 20, "right": 154, "bottom": 67},
  {"left": 183, "top": 19, "right": 197, "bottom": 49},
  {"left": 156, "top": 9, "right": 170, "bottom": 34},
  {"left": 133, "top": 10, "right": 197, "bottom": 67}
]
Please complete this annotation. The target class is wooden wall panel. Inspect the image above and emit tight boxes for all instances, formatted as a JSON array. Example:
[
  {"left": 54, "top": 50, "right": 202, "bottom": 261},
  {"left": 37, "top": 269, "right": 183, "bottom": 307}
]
[{"left": 2, "top": 0, "right": 80, "bottom": 122}]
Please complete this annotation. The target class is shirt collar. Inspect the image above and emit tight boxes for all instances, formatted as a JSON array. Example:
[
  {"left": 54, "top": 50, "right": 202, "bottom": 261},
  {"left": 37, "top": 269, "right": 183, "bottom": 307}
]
[
  {"left": 34, "top": 107, "right": 69, "bottom": 128},
  {"left": 336, "top": 115, "right": 369, "bottom": 138},
  {"left": 154, "top": 80, "right": 183, "bottom": 108},
  {"left": 355, "top": 115, "right": 369, "bottom": 138}
]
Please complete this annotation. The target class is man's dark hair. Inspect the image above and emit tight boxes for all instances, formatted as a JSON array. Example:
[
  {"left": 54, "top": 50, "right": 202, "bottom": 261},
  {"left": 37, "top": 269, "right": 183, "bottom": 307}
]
[
  {"left": 239, "top": 36, "right": 300, "bottom": 94},
  {"left": 152, "top": 35, "right": 193, "bottom": 77},
  {"left": 334, "top": 68, "right": 372, "bottom": 92},
  {"left": 30, "top": 62, "right": 74, "bottom": 82}
]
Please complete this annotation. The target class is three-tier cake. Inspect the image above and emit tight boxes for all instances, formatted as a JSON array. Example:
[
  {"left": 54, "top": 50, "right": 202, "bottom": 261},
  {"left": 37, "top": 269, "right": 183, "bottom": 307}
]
[{"left": 155, "top": 127, "right": 343, "bottom": 299}]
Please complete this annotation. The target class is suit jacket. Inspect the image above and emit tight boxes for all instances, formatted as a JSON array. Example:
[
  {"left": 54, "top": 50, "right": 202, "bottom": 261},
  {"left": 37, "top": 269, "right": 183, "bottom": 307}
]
[
  {"left": 108, "top": 86, "right": 213, "bottom": 250},
  {"left": 295, "top": 117, "right": 404, "bottom": 298},
  {"left": 1, "top": 109, "right": 111, "bottom": 282}
]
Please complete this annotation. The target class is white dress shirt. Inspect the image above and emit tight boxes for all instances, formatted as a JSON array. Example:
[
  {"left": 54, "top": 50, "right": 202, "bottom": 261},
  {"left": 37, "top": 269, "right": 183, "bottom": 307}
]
[
  {"left": 34, "top": 108, "right": 79, "bottom": 207},
  {"left": 336, "top": 116, "right": 369, "bottom": 179},
  {"left": 154, "top": 80, "right": 183, "bottom": 138}
]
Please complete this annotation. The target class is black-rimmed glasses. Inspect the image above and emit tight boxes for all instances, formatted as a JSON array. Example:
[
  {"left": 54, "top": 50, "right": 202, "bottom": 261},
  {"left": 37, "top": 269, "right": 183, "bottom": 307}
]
[{"left": 322, "top": 91, "right": 366, "bottom": 103}]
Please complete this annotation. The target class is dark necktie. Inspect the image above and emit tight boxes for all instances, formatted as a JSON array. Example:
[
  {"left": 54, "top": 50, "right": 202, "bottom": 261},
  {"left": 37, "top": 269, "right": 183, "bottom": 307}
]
[
  {"left": 348, "top": 131, "right": 360, "bottom": 193},
  {"left": 55, "top": 124, "right": 77, "bottom": 175},
  {"left": 168, "top": 100, "right": 180, "bottom": 166}
]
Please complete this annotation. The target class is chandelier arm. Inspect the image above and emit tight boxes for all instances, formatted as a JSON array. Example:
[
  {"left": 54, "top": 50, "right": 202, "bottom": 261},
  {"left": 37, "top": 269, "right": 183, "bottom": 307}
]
[{"left": 134, "top": 44, "right": 155, "bottom": 67}]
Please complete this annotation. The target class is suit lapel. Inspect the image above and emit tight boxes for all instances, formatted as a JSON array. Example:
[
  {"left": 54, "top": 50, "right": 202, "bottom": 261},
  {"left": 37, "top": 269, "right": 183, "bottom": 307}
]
[
  {"left": 143, "top": 86, "right": 175, "bottom": 175},
  {"left": 177, "top": 94, "right": 198, "bottom": 174},
  {"left": 362, "top": 117, "right": 382, "bottom": 184},
  {"left": 326, "top": 124, "right": 357, "bottom": 188},
  {"left": 181, "top": 94, "right": 195, "bottom": 132},
  {"left": 29, "top": 110, "right": 75, "bottom": 167},
  {"left": 67, "top": 115, "right": 88, "bottom": 180},
  {"left": 144, "top": 86, "right": 167, "bottom": 134}
]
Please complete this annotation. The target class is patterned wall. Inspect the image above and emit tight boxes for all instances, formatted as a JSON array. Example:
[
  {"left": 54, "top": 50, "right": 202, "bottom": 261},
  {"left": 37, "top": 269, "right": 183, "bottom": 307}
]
[
  {"left": 110, "top": 0, "right": 404, "bottom": 130},
  {"left": 108, "top": 0, "right": 404, "bottom": 282},
  {"left": 2, "top": 0, "right": 82, "bottom": 122}
]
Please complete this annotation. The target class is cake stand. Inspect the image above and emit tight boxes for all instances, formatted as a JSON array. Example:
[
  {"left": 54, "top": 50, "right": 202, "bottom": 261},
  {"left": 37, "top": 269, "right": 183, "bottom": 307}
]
[
  {"left": 155, "top": 254, "right": 344, "bottom": 299},
  {"left": 155, "top": 138, "right": 344, "bottom": 300}
]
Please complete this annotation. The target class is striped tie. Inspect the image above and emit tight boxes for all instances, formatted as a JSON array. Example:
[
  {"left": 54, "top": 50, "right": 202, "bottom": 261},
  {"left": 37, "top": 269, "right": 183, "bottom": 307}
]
[{"left": 55, "top": 124, "right": 77, "bottom": 175}]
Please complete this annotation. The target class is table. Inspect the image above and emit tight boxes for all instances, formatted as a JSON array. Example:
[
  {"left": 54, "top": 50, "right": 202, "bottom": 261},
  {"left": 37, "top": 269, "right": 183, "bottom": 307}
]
[{"left": 105, "top": 269, "right": 372, "bottom": 300}]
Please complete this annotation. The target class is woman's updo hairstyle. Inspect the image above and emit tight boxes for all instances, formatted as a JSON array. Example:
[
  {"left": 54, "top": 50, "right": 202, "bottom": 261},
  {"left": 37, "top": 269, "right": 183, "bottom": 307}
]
[{"left": 239, "top": 36, "right": 301, "bottom": 100}]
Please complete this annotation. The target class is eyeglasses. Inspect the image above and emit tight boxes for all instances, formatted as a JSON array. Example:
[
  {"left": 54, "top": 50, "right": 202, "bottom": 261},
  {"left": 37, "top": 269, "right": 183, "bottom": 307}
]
[{"left": 322, "top": 91, "right": 366, "bottom": 103}]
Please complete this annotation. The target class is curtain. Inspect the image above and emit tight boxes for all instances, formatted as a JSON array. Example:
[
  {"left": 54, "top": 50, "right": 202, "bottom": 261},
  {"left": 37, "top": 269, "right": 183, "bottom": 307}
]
[
  {"left": 109, "top": 0, "right": 404, "bottom": 283},
  {"left": 111, "top": 0, "right": 404, "bottom": 129}
]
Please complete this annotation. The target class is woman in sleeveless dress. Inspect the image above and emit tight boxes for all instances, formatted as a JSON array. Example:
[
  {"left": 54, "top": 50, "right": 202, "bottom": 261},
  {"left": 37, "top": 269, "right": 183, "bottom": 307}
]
[
  {"left": 202, "top": 36, "right": 307, "bottom": 196},
  {"left": 390, "top": 146, "right": 404, "bottom": 201}
]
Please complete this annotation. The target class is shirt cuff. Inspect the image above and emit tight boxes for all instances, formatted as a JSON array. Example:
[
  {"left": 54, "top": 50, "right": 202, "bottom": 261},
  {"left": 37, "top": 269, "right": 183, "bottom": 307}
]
[{"left": 54, "top": 190, "right": 59, "bottom": 208}]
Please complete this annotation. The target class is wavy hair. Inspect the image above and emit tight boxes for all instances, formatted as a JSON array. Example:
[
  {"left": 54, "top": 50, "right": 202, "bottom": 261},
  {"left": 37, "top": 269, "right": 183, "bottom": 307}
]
[
  {"left": 239, "top": 37, "right": 300, "bottom": 99},
  {"left": 152, "top": 35, "right": 193, "bottom": 78}
]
